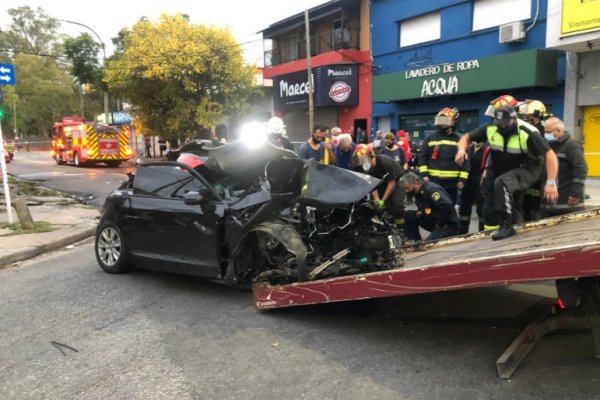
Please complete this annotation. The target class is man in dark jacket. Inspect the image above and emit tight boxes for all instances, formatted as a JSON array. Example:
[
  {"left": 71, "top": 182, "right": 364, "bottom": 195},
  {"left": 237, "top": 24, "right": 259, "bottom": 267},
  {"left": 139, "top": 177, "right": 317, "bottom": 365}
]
[
  {"left": 543, "top": 117, "right": 588, "bottom": 213},
  {"left": 401, "top": 172, "right": 459, "bottom": 242}
]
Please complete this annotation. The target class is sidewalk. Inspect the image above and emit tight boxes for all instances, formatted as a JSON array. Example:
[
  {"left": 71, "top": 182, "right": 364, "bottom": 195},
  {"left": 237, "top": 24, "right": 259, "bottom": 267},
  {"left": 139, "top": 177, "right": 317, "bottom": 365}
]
[
  {"left": 2, "top": 175, "right": 600, "bottom": 270},
  {"left": 0, "top": 198, "right": 99, "bottom": 269}
]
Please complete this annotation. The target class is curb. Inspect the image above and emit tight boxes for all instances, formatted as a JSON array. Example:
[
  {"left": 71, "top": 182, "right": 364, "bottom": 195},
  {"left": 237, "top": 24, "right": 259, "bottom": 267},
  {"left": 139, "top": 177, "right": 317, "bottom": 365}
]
[{"left": 0, "top": 225, "right": 97, "bottom": 269}]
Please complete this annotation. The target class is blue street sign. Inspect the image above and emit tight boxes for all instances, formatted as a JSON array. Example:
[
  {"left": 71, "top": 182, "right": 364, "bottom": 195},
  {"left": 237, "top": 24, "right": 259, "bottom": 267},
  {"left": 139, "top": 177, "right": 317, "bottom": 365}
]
[{"left": 0, "top": 64, "right": 16, "bottom": 85}]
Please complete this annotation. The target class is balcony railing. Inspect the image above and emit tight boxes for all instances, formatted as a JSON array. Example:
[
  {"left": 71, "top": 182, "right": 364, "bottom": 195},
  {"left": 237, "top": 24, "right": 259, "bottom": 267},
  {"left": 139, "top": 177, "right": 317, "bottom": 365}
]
[{"left": 264, "top": 28, "right": 360, "bottom": 68}]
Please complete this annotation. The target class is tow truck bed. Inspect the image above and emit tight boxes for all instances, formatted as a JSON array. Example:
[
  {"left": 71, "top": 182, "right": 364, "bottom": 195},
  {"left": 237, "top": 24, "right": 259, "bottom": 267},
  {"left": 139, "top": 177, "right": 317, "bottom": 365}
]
[{"left": 253, "top": 208, "right": 600, "bottom": 309}]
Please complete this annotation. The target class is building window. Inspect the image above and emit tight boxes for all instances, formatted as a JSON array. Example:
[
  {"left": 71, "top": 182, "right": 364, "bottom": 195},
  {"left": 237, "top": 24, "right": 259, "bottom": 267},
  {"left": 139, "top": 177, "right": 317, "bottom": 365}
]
[
  {"left": 286, "top": 33, "right": 298, "bottom": 62},
  {"left": 333, "top": 19, "right": 350, "bottom": 50},
  {"left": 399, "top": 12, "right": 441, "bottom": 48},
  {"left": 472, "top": 0, "right": 531, "bottom": 31}
]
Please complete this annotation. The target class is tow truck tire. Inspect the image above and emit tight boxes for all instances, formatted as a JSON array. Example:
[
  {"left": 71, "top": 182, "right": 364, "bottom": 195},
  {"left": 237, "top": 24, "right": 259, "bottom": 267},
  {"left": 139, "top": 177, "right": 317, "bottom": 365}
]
[{"left": 95, "top": 221, "right": 130, "bottom": 274}]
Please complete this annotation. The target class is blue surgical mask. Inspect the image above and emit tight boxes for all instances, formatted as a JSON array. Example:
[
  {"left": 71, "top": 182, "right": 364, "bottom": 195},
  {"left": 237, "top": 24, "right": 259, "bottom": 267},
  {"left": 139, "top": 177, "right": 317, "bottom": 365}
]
[{"left": 544, "top": 133, "right": 556, "bottom": 142}]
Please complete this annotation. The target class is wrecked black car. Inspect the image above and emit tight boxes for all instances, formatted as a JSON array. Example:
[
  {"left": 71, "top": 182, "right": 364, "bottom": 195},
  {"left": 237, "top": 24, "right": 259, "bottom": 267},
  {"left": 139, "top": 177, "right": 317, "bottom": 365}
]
[{"left": 95, "top": 140, "right": 404, "bottom": 286}]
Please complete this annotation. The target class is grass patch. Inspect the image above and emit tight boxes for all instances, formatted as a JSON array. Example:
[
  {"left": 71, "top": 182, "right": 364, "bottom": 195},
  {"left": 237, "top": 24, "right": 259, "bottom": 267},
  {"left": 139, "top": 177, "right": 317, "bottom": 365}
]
[
  {"left": 0, "top": 221, "right": 55, "bottom": 236},
  {"left": 6, "top": 176, "right": 60, "bottom": 197}
]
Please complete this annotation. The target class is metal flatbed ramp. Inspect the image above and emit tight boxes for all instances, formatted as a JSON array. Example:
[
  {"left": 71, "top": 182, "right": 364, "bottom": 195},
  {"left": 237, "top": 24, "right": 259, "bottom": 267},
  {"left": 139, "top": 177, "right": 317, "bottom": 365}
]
[{"left": 253, "top": 208, "right": 600, "bottom": 310}]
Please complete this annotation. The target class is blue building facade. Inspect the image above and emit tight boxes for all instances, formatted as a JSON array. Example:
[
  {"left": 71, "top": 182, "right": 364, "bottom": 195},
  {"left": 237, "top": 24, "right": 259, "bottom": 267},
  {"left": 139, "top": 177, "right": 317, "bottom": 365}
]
[{"left": 371, "top": 0, "right": 565, "bottom": 140}]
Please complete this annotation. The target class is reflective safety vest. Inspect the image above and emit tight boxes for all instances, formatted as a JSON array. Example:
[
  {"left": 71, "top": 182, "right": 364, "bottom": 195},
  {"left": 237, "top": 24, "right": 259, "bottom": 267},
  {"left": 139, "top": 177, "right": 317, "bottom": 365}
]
[{"left": 485, "top": 120, "right": 541, "bottom": 176}]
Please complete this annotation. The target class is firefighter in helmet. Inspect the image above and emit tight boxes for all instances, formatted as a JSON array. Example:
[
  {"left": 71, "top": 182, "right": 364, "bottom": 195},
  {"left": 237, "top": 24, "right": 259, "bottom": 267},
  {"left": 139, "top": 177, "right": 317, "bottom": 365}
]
[
  {"left": 266, "top": 116, "right": 294, "bottom": 151},
  {"left": 456, "top": 101, "right": 558, "bottom": 240},
  {"left": 419, "top": 107, "right": 469, "bottom": 204},
  {"left": 353, "top": 143, "right": 405, "bottom": 228},
  {"left": 480, "top": 95, "right": 520, "bottom": 232},
  {"left": 518, "top": 100, "right": 551, "bottom": 221}
]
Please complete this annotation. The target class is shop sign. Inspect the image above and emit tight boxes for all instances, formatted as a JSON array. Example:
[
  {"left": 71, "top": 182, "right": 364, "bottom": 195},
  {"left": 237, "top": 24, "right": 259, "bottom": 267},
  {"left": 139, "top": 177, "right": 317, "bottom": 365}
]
[
  {"left": 373, "top": 49, "right": 559, "bottom": 103},
  {"left": 404, "top": 60, "right": 480, "bottom": 98},
  {"left": 561, "top": 0, "right": 600, "bottom": 36},
  {"left": 273, "top": 64, "right": 358, "bottom": 111}
]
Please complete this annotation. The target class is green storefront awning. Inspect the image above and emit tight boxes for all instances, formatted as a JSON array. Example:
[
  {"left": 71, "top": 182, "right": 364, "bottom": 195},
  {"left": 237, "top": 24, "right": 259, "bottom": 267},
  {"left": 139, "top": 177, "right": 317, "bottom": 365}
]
[{"left": 373, "top": 49, "right": 558, "bottom": 102}]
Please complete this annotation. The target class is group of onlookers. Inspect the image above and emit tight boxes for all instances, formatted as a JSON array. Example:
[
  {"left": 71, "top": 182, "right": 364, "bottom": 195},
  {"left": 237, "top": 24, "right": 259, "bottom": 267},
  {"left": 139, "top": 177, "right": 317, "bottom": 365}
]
[{"left": 265, "top": 96, "right": 588, "bottom": 243}]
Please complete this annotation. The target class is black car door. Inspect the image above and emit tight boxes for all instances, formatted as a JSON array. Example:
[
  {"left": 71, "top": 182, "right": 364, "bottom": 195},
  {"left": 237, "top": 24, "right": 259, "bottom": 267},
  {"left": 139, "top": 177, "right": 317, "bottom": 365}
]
[{"left": 124, "top": 163, "right": 224, "bottom": 278}]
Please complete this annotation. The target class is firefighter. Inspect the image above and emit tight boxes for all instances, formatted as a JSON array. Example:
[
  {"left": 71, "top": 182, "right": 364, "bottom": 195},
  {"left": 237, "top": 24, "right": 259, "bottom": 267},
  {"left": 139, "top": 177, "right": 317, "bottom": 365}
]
[
  {"left": 518, "top": 100, "right": 551, "bottom": 221},
  {"left": 401, "top": 172, "right": 459, "bottom": 242},
  {"left": 455, "top": 105, "right": 559, "bottom": 240},
  {"left": 353, "top": 143, "right": 405, "bottom": 228},
  {"left": 419, "top": 107, "right": 469, "bottom": 204},
  {"left": 480, "top": 95, "right": 520, "bottom": 231}
]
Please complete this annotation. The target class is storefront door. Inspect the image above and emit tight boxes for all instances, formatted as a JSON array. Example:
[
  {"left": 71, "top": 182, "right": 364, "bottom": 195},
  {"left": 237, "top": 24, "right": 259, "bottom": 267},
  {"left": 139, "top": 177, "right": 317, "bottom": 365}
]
[{"left": 583, "top": 106, "right": 600, "bottom": 177}]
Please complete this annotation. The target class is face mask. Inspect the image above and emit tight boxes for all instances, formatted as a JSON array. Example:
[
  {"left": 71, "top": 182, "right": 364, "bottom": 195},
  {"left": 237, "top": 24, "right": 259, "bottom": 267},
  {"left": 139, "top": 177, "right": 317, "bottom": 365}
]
[
  {"left": 497, "top": 123, "right": 517, "bottom": 136},
  {"left": 312, "top": 135, "right": 322, "bottom": 144},
  {"left": 362, "top": 162, "right": 370, "bottom": 172},
  {"left": 544, "top": 133, "right": 556, "bottom": 142},
  {"left": 386, "top": 143, "right": 394, "bottom": 149},
  {"left": 437, "top": 126, "right": 452, "bottom": 135}
]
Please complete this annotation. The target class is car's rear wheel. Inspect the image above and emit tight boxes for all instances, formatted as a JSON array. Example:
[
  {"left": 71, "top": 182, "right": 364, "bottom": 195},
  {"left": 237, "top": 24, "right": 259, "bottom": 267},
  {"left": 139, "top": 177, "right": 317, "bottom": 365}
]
[{"left": 95, "top": 221, "right": 130, "bottom": 273}]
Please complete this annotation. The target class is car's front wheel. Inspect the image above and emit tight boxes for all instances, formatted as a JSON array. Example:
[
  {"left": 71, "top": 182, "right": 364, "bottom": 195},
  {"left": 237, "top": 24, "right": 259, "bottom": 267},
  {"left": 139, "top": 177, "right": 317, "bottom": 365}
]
[{"left": 95, "top": 221, "right": 130, "bottom": 273}]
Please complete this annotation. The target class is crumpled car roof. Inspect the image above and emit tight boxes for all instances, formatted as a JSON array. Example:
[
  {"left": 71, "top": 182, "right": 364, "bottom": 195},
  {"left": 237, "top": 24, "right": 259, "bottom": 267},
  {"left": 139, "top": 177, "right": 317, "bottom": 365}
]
[
  {"left": 206, "top": 140, "right": 381, "bottom": 206},
  {"left": 205, "top": 139, "right": 298, "bottom": 179}
]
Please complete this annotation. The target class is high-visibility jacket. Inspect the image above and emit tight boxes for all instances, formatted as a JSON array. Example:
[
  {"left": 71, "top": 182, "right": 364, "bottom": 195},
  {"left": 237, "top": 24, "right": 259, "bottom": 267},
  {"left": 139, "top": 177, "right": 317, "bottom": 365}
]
[
  {"left": 484, "top": 120, "right": 544, "bottom": 177},
  {"left": 419, "top": 130, "right": 469, "bottom": 189}
]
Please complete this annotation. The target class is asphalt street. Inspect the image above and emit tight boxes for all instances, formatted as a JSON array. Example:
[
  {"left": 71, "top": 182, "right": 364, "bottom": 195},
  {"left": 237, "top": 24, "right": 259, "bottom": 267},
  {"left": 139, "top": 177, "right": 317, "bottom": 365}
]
[{"left": 1, "top": 242, "right": 599, "bottom": 400}]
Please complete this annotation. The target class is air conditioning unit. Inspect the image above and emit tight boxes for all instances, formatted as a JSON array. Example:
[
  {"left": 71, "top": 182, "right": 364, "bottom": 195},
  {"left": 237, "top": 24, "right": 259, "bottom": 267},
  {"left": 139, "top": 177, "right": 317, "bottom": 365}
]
[{"left": 499, "top": 21, "right": 526, "bottom": 44}]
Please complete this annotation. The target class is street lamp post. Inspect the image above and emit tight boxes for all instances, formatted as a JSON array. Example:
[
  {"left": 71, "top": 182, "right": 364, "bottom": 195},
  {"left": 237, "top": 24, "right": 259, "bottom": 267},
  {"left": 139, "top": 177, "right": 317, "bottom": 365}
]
[{"left": 59, "top": 19, "right": 110, "bottom": 124}]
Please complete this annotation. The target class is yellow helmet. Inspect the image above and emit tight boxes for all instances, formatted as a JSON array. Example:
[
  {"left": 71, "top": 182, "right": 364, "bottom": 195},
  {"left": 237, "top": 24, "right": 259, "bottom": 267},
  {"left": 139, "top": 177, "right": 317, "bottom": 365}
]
[{"left": 518, "top": 99, "right": 546, "bottom": 119}]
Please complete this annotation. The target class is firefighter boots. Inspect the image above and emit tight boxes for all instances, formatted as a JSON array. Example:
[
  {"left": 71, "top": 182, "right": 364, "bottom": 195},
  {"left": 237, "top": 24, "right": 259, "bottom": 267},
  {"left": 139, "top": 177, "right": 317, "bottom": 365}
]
[{"left": 492, "top": 214, "right": 516, "bottom": 241}]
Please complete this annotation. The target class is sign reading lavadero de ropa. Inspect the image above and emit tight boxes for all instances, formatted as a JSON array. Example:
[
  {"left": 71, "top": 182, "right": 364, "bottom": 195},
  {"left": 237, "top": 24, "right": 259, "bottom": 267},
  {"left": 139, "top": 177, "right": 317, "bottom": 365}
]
[
  {"left": 373, "top": 49, "right": 558, "bottom": 103},
  {"left": 561, "top": 0, "right": 600, "bottom": 36}
]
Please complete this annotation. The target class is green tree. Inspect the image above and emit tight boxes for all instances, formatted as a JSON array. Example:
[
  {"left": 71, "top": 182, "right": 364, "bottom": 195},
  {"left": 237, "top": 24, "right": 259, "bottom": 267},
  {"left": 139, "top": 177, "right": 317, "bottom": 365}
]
[
  {"left": 0, "top": 6, "right": 81, "bottom": 138},
  {"left": 104, "top": 14, "right": 259, "bottom": 139},
  {"left": 63, "top": 33, "right": 102, "bottom": 86},
  {"left": 0, "top": 6, "right": 61, "bottom": 54}
]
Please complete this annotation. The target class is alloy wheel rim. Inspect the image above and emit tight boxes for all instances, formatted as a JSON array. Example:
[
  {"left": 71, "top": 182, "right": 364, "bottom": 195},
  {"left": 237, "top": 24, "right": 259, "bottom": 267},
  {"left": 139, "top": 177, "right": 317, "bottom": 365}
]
[{"left": 97, "top": 227, "right": 121, "bottom": 267}]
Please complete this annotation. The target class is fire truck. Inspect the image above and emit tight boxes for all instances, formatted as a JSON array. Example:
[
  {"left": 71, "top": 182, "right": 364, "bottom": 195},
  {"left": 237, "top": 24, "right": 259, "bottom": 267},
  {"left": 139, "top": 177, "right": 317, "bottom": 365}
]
[{"left": 51, "top": 116, "right": 134, "bottom": 167}]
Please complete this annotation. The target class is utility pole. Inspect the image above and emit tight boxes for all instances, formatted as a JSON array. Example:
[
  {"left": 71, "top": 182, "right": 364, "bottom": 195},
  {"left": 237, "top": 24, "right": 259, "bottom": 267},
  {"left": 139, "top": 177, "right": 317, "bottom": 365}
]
[
  {"left": 12, "top": 95, "right": 17, "bottom": 139},
  {"left": 304, "top": 9, "right": 314, "bottom": 134},
  {"left": 0, "top": 119, "right": 14, "bottom": 223}
]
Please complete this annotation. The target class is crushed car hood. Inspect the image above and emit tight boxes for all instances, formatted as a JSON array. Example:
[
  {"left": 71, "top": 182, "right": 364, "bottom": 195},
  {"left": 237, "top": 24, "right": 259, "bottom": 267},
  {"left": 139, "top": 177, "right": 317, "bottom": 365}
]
[{"left": 300, "top": 160, "right": 381, "bottom": 206}]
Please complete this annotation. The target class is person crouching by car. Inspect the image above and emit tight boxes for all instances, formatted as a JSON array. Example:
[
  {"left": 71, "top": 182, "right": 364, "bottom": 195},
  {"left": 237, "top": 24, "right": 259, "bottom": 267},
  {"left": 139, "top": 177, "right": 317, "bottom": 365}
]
[
  {"left": 353, "top": 144, "right": 405, "bottom": 229},
  {"left": 401, "top": 172, "right": 460, "bottom": 242}
]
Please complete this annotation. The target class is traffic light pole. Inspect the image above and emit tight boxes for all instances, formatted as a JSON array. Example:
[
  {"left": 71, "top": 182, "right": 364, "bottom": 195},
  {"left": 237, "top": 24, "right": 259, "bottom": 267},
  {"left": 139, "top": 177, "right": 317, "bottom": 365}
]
[{"left": 0, "top": 118, "right": 14, "bottom": 224}]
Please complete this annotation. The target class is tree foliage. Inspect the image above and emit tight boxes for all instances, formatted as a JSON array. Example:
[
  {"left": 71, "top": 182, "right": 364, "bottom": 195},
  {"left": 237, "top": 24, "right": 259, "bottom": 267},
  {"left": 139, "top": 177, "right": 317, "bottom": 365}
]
[
  {"left": 63, "top": 33, "right": 102, "bottom": 86},
  {"left": 0, "top": 6, "right": 61, "bottom": 54},
  {"left": 0, "top": 6, "right": 103, "bottom": 137},
  {"left": 104, "top": 14, "right": 259, "bottom": 139}
]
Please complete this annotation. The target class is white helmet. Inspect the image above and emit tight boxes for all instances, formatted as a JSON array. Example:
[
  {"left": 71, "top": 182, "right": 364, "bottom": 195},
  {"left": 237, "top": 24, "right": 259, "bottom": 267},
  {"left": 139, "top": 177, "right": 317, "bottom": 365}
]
[{"left": 267, "top": 117, "right": 286, "bottom": 136}]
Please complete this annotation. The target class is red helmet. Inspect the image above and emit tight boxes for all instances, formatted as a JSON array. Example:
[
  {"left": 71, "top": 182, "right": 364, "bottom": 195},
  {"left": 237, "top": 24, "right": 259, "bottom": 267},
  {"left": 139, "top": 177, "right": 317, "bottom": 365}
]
[
  {"left": 485, "top": 95, "right": 518, "bottom": 117},
  {"left": 434, "top": 107, "right": 459, "bottom": 127}
]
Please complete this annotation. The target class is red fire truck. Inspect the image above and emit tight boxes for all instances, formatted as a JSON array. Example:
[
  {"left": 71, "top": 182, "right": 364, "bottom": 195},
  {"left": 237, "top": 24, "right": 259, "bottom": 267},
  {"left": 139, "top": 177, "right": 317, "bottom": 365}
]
[{"left": 51, "top": 116, "right": 134, "bottom": 167}]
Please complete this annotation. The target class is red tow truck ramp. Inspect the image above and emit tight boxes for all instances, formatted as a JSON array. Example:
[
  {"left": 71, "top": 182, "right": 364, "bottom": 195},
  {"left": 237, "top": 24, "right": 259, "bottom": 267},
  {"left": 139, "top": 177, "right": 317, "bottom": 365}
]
[{"left": 253, "top": 208, "right": 600, "bottom": 378}]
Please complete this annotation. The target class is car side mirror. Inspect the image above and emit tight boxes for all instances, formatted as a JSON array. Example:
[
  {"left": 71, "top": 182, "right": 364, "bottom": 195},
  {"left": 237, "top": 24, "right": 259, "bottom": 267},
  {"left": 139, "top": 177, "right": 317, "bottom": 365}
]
[{"left": 183, "top": 191, "right": 204, "bottom": 205}]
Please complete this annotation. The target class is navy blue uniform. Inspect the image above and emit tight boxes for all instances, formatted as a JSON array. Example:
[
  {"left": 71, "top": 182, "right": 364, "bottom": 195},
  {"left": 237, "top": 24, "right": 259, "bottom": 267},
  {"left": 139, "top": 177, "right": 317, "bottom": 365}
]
[{"left": 404, "top": 181, "right": 459, "bottom": 242}]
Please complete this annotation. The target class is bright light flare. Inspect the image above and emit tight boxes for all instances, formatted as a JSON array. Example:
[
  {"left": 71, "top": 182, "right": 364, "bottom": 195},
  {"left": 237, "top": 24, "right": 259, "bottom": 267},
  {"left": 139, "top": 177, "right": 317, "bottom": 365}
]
[{"left": 239, "top": 122, "right": 268, "bottom": 149}]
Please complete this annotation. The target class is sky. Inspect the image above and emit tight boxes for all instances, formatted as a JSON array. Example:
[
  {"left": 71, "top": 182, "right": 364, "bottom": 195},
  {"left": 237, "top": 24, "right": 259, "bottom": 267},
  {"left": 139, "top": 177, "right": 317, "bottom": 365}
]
[{"left": 0, "top": 0, "right": 327, "bottom": 65}]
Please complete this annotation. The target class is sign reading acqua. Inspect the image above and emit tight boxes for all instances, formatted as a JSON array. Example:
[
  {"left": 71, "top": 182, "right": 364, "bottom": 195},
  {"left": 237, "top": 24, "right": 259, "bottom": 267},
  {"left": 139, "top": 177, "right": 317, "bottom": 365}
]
[{"left": 404, "top": 60, "right": 480, "bottom": 98}]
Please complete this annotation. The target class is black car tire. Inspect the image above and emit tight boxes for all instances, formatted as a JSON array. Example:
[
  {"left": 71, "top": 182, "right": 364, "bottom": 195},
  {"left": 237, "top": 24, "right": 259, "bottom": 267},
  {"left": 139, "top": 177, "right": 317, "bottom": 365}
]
[{"left": 95, "top": 221, "right": 130, "bottom": 273}]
